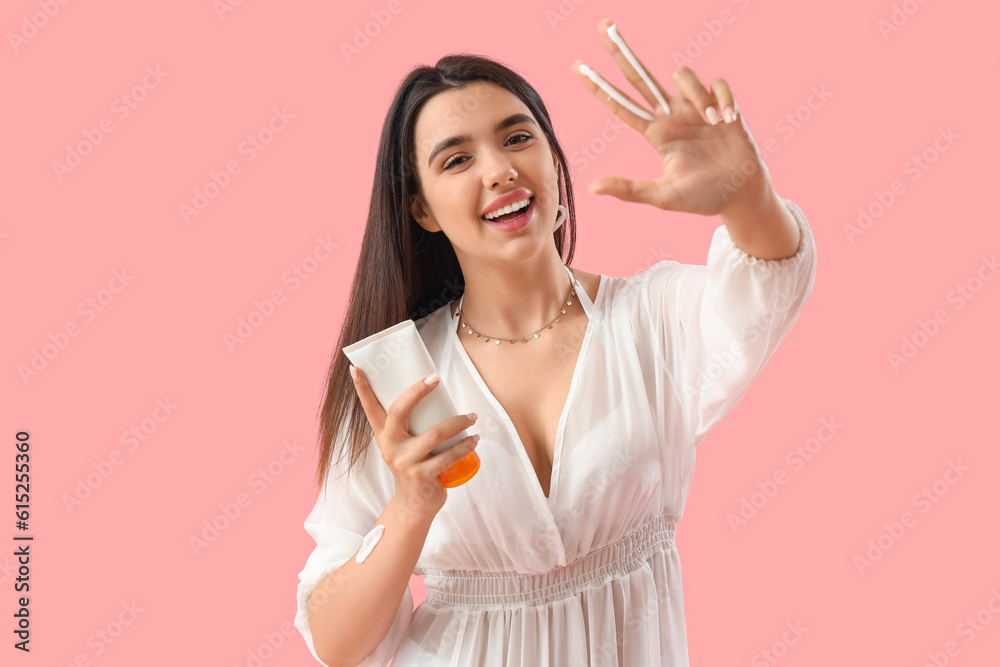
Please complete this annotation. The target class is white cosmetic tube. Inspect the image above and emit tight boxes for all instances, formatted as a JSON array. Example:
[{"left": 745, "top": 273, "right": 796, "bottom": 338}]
[{"left": 343, "top": 320, "right": 479, "bottom": 486}]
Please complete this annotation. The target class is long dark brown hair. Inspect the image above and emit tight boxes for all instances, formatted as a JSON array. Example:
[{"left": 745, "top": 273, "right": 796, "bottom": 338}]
[{"left": 313, "top": 53, "right": 580, "bottom": 494}]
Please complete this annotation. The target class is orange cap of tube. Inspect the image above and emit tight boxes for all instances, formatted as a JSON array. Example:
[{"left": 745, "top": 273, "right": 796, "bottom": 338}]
[{"left": 437, "top": 450, "right": 480, "bottom": 487}]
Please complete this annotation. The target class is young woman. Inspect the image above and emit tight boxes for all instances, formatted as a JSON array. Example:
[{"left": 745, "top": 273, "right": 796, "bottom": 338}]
[{"left": 294, "top": 18, "right": 816, "bottom": 667}]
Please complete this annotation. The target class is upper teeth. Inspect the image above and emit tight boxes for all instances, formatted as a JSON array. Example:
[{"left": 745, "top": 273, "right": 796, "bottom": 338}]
[{"left": 484, "top": 197, "right": 531, "bottom": 220}]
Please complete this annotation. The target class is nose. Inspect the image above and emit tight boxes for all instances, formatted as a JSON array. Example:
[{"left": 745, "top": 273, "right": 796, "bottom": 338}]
[{"left": 482, "top": 151, "right": 518, "bottom": 188}]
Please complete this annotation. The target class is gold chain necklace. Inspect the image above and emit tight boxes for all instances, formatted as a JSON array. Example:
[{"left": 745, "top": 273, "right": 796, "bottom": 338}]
[{"left": 455, "top": 267, "right": 578, "bottom": 345}]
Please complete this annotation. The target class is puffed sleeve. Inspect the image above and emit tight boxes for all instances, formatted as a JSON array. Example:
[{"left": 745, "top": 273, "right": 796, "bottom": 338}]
[
  {"left": 293, "top": 430, "right": 413, "bottom": 666},
  {"left": 627, "top": 198, "right": 817, "bottom": 447}
]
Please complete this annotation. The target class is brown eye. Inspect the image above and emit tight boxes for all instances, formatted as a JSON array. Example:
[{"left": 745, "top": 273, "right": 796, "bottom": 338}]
[{"left": 442, "top": 154, "right": 467, "bottom": 170}]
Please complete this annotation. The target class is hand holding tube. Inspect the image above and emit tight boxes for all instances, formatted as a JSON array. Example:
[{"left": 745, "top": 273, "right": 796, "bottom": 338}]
[{"left": 350, "top": 365, "right": 480, "bottom": 518}]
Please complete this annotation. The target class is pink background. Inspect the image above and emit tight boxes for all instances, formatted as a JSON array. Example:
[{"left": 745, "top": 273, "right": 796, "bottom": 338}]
[{"left": 3, "top": 0, "right": 998, "bottom": 665}]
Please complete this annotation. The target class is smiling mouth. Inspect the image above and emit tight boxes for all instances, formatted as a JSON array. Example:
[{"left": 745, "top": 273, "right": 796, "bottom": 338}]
[{"left": 481, "top": 197, "right": 534, "bottom": 223}]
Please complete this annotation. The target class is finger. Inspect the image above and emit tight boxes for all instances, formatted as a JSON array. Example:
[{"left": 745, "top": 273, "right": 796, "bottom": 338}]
[
  {"left": 600, "top": 20, "right": 672, "bottom": 116},
  {"left": 384, "top": 371, "right": 444, "bottom": 438},
  {"left": 710, "top": 78, "right": 739, "bottom": 124},
  {"left": 672, "top": 67, "right": 722, "bottom": 126},
  {"left": 573, "top": 60, "right": 654, "bottom": 131},
  {"left": 423, "top": 433, "right": 479, "bottom": 479},
  {"left": 590, "top": 176, "right": 679, "bottom": 211},
  {"left": 350, "top": 365, "right": 387, "bottom": 433},
  {"left": 415, "top": 412, "right": 479, "bottom": 461}
]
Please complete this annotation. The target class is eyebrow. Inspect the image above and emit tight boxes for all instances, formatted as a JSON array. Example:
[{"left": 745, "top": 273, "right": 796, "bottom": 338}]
[{"left": 426, "top": 113, "right": 538, "bottom": 168}]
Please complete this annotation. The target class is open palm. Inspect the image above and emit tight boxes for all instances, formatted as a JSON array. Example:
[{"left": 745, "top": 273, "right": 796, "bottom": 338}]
[{"left": 572, "top": 18, "right": 773, "bottom": 217}]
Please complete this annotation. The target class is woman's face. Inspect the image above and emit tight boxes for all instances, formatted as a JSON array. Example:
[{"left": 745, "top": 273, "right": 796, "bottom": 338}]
[{"left": 409, "top": 81, "right": 562, "bottom": 265}]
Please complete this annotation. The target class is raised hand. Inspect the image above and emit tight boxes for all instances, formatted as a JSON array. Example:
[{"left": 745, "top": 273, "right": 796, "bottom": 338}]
[{"left": 572, "top": 18, "right": 776, "bottom": 218}]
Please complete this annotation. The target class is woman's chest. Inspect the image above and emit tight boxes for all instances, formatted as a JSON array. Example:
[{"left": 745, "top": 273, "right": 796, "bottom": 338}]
[{"left": 458, "top": 316, "right": 589, "bottom": 497}]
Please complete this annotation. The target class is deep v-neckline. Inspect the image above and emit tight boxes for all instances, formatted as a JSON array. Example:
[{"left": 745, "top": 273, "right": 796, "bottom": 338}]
[{"left": 448, "top": 265, "right": 606, "bottom": 506}]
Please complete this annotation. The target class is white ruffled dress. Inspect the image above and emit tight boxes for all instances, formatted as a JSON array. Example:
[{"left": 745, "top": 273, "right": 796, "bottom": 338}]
[{"left": 294, "top": 199, "right": 818, "bottom": 666}]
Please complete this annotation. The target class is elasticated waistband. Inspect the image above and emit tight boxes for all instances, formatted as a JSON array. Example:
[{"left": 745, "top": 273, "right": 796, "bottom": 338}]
[{"left": 421, "top": 512, "right": 677, "bottom": 610}]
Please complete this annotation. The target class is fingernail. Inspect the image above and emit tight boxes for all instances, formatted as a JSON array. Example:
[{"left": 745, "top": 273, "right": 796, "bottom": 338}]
[
  {"left": 466, "top": 412, "right": 478, "bottom": 420},
  {"left": 424, "top": 372, "right": 440, "bottom": 385},
  {"left": 723, "top": 107, "right": 736, "bottom": 123},
  {"left": 349, "top": 365, "right": 358, "bottom": 381},
  {"left": 706, "top": 106, "right": 720, "bottom": 125}
]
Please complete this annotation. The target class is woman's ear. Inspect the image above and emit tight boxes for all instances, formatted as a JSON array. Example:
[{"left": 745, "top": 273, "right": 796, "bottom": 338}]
[{"left": 410, "top": 194, "right": 440, "bottom": 233}]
